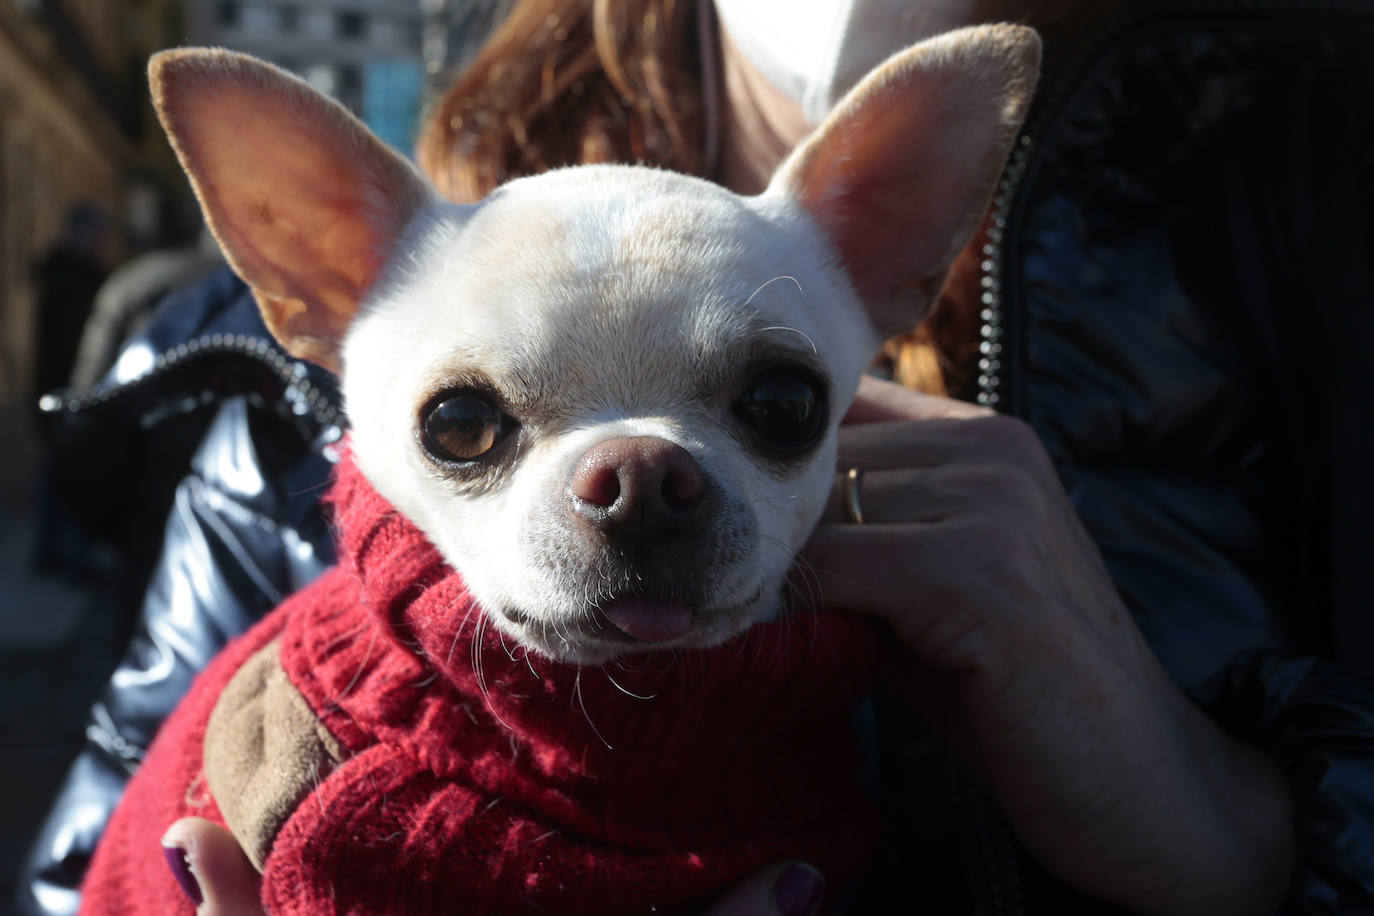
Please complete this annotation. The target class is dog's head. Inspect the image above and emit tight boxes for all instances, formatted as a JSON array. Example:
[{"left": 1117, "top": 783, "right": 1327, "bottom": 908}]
[{"left": 149, "top": 27, "right": 1038, "bottom": 663}]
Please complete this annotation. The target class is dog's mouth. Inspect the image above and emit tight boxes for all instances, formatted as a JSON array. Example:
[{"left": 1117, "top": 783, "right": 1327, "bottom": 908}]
[
  {"left": 494, "top": 585, "right": 767, "bottom": 658},
  {"left": 593, "top": 597, "right": 694, "bottom": 644},
  {"left": 498, "top": 597, "right": 694, "bottom": 646}
]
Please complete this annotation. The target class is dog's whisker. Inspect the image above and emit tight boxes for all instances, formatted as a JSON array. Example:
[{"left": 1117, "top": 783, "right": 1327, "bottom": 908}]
[
  {"left": 573, "top": 670, "right": 613, "bottom": 750},
  {"left": 497, "top": 626, "right": 518, "bottom": 662},
  {"left": 470, "top": 612, "right": 514, "bottom": 732},
  {"left": 285, "top": 478, "right": 335, "bottom": 498},
  {"left": 598, "top": 665, "right": 656, "bottom": 701},
  {"left": 758, "top": 323, "right": 818, "bottom": 355},
  {"left": 337, "top": 626, "right": 379, "bottom": 700},
  {"left": 472, "top": 613, "right": 489, "bottom": 702},
  {"left": 448, "top": 599, "right": 481, "bottom": 666},
  {"left": 793, "top": 555, "right": 825, "bottom": 609},
  {"left": 323, "top": 620, "right": 371, "bottom": 654},
  {"left": 742, "top": 274, "right": 804, "bottom": 308},
  {"left": 779, "top": 548, "right": 823, "bottom": 615}
]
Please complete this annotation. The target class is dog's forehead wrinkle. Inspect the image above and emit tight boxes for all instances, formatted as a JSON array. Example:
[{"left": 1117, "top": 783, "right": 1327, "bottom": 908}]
[
  {"left": 513, "top": 313, "right": 766, "bottom": 422},
  {"left": 449, "top": 291, "right": 833, "bottom": 432}
]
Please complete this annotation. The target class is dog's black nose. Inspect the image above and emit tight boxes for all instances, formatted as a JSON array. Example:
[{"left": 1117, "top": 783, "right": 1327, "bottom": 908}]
[{"left": 570, "top": 436, "right": 704, "bottom": 541}]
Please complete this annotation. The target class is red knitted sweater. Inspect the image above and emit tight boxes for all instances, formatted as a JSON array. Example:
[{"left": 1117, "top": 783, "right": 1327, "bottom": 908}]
[{"left": 80, "top": 454, "right": 882, "bottom": 915}]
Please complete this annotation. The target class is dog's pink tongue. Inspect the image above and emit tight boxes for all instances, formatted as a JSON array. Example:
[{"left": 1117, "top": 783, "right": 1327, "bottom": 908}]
[{"left": 602, "top": 598, "right": 693, "bottom": 643}]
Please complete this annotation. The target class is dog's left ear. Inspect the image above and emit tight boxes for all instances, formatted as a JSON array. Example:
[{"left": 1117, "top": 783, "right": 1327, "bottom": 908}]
[
  {"left": 149, "top": 49, "right": 433, "bottom": 372},
  {"left": 770, "top": 24, "right": 1040, "bottom": 338}
]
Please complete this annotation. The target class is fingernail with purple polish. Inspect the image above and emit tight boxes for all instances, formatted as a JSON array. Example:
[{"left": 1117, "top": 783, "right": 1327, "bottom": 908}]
[
  {"left": 772, "top": 863, "right": 825, "bottom": 916},
  {"left": 163, "top": 845, "right": 203, "bottom": 907}
]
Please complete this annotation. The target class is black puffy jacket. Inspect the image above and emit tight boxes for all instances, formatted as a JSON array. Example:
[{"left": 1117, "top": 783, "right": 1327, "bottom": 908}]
[
  {"left": 962, "top": 4, "right": 1374, "bottom": 911},
  {"left": 14, "top": 267, "right": 342, "bottom": 916},
  {"left": 15, "top": 4, "right": 1374, "bottom": 913}
]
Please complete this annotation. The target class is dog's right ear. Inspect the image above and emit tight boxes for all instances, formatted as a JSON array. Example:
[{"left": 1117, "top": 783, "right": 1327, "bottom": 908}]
[
  {"left": 769, "top": 25, "right": 1039, "bottom": 340},
  {"left": 149, "top": 49, "right": 433, "bottom": 372}
]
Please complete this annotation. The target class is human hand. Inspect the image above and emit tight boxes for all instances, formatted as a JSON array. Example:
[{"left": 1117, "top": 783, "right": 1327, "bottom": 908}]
[
  {"left": 803, "top": 375, "right": 1294, "bottom": 915},
  {"left": 161, "top": 818, "right": 265, "bottom": 915},
  {"left": 161, "top": 817, "right": 826, "bottom": 916},
  {"left": 702, "top": 863, "right": 827, "bottom": 916}
]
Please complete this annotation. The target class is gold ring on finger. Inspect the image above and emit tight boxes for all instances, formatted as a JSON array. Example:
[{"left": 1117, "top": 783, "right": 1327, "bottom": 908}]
[{"left": 843, "top": 467, "right": 865, "bottom": 525}]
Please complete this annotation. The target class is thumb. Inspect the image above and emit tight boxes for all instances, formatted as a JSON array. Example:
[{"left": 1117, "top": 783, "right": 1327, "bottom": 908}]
[
  {"left": 162, "top": 817, "right": 266, "bottom": 916},
  {"left": 844, "top": 373, "right": 993, "bottom": 424}
]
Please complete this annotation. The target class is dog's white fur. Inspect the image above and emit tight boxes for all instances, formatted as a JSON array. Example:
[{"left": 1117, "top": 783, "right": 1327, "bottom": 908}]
[
  {"left": 346, "top": 170, "right": 872, "bottom": 660},
  {"left": 149, "top": 26, "right": 1039, "bottom": 664}
]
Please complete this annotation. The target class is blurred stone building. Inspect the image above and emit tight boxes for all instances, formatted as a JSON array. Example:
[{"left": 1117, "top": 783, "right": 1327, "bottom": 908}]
[
  {"left": 0, "top": 0, "right": 186, "bottom": 411},
  {"left": 190, "top": 0, "right": 427, "bottom": 152},
  {"left": 189, "top": 0, "right": 515, "bottom": 152},
  {"left": 0, "top": 0, "right": 513, "bottom": 416}
]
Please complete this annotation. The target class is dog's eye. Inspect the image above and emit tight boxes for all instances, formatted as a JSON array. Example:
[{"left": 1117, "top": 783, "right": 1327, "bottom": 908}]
[
  {"left": 734, "top": 370, "right": 826, "bottom": 449},
  {"left": 422, "top": 393, "right": 510, "bottom": 463}
]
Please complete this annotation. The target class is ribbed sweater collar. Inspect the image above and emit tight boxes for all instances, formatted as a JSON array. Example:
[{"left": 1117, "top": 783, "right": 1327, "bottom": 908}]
[{"left": 284, "top": 451, "right": 882, "bottom": 851}]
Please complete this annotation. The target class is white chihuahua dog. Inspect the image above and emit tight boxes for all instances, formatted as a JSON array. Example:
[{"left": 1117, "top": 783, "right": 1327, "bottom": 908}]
[{"left": 149, "top": 25, "right": 1038, "bottom": 666}]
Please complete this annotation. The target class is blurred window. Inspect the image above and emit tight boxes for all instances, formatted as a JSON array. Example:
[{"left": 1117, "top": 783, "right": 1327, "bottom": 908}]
[
  {"left": 338, "top": 12, "right": 367, "bottom": 40},
  {"left": 243, "top": 5, "right": 277, "bottom": 32},
  {"left": 303, "top": 10, "right": 333, "bottom": 39},
  {"left": 362, "top": 59, "right": 424, "bottom": 155},
  {"left": 218, "top": 1, "right": 240, "bottom": 27},
  {"left": 338, "top": 64, "right": 362, "bottom": 97},
  {"left": 280, "top": 5, "right": 300, "bottom": 31},
  {"left": 305, "top": 63, "right": 337, "bottom": 98}
]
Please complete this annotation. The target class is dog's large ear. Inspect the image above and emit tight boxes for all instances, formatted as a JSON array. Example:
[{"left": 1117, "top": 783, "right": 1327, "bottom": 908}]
[
  {"left": 149, "top": 49, "right": 433, "bottom": 372},
  {"left": 770, "top": 24, "right": 1039, "bottom": 338}
]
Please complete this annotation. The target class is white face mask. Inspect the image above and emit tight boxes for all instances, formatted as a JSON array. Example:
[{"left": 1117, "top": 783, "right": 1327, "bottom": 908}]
[{"left": 712, "top": 0, "right": 975, "bottom": 124}]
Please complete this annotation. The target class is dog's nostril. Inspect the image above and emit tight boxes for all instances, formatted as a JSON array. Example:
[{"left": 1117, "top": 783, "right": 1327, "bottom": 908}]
[
  {"left": 660, "top": 462, "right": 703, "bottom": 511},
  {"left": 571, "top": 460, "right": 621, "bottom": 509}
]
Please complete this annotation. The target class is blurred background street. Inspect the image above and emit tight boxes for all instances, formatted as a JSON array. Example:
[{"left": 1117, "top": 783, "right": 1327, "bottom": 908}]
[
  {"left": 0, "top": 413, "right": 121, "bottom": 912},
  {"left": 0, "top": 1, "right": 510, "bottom": 908}
]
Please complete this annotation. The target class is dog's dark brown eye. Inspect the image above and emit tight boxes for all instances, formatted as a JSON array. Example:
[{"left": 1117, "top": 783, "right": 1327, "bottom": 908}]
[
  {"left": 734, "top": 370, "right": 826, "bottom": 449},
  {"left": 422, "top": 393, "right": 510, "bottom": 463}
]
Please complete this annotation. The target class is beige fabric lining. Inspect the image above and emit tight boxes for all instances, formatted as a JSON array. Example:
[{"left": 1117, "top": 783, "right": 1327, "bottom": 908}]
[{"left": 203, "top": 637, "right": 343, "bottom": 872}]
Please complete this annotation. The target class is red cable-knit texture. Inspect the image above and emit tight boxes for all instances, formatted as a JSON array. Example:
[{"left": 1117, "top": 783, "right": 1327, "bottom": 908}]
[{"left": 81, "top": 453, "right": 882, "bottom": 915}]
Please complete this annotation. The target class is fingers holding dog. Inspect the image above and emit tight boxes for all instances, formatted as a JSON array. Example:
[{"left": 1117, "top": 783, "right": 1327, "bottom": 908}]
[
  {"left": 820, "top": 465, "right": 1015, "bottom": 526},
  {"left": 835, "top": 411, "right": 1056, "bottom": 477},
  {"left": 801, "top": 379, "right": 1301, "bottom": 915},
  {"left": 161, "top": 818, "right": 266, "bottom": 916},
  {"left": 821, "top": 409, "right": 1055, "bottom": 530},
  {"left": 844, "top": 373, "right": 994, "bottom": 423}
]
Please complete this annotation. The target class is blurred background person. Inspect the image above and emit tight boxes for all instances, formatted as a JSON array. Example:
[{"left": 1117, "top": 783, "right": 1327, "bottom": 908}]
[
  {"left": 67, "top": 225, "right": 222, "bottom": 394},
  {"left": 30, "top": 202, "right": 111, "bottom": 578}
]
